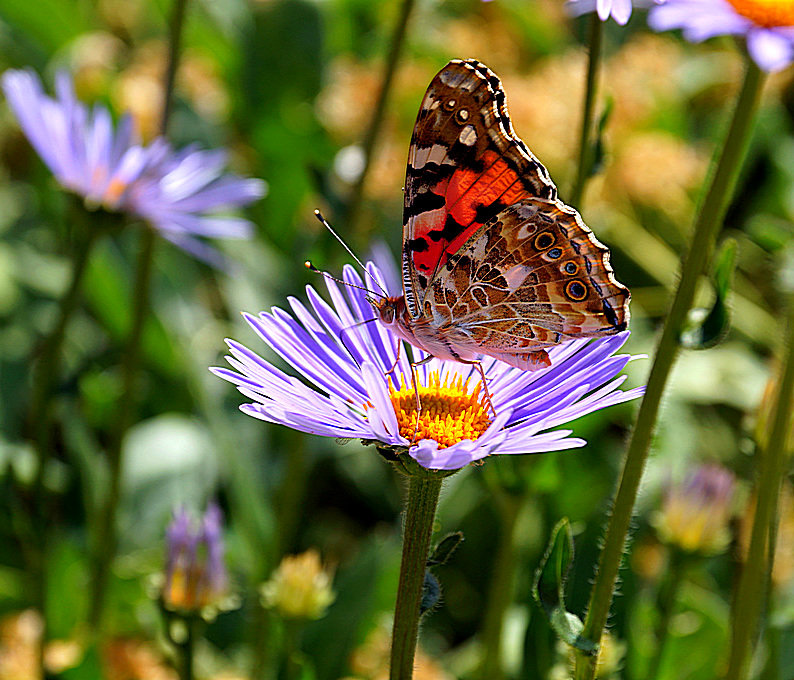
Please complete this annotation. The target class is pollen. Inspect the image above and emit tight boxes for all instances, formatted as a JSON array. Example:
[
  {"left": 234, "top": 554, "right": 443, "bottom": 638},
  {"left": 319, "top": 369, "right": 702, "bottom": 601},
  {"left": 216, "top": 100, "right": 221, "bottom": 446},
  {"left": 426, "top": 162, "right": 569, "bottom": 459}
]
[
  {"left": 388, "top": 370, "right": 492, "bottom": 448},
  {"left": 726, "top": 0, "right": 794, "bottom": 27},
  {"left": 102, "top": 177, "right": 128, "bottom": 206}
]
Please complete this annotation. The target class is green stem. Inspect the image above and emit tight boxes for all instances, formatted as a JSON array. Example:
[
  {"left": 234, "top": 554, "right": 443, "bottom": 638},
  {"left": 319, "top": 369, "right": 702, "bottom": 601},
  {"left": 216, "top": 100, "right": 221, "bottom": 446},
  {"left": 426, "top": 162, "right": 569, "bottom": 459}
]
[
  {"left": 476, "top": 490, "right": 523, "bottom": 679},
  {"left": 570, "top": 14, "right": 603, "bottom": 207},
  {"left": 88, "top": 0, "right": 191, "bottom": 631},
  {"left": 27, "top": 207, "right": 98, "bottom": 680},
  {"left": 573, "top": 56, "right": 766, "bottom": 680},
  {"left": 648, "top": 551, "right": 687, "bottom": 680},
  {"left": 390, "top": 473, "right": 443, "bottom": 680},
  {"left": 726, "top": 294, "right": 794, "bottom": 680},
  {"left": 344, "top": 0, "right": 416, "bottom": 237},
  {"left": 179, "top": 616, "right": 197, "bottom": 680},
  {"left": 88, "top": 226, "right": 157, "bottom": 628}
]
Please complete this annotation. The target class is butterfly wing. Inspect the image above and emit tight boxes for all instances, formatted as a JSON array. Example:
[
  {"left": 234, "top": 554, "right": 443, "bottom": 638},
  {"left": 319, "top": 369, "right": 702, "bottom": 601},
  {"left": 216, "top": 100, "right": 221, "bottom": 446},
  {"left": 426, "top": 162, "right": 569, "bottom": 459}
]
[
  {"left": 427, "top": 198, "right": 630, "bottom": 358},
  {"left": 402, "top": 59, "right": 557, "bottom": 319}
]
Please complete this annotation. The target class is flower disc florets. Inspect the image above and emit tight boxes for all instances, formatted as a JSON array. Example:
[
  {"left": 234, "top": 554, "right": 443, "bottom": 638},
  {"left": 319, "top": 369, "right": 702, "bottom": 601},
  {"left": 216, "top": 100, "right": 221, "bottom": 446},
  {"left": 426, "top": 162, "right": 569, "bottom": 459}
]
[{"left": 388, "top": 371, "right": 491, "bottom": 449}]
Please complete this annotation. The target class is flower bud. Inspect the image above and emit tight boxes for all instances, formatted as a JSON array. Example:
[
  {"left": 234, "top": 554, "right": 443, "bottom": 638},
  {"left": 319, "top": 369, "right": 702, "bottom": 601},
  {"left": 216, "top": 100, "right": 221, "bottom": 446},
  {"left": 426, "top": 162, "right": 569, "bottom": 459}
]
[
  {"left": 654, "top": 464, "right": 736, "bottom": 555},
  {"left": 162, "top": 503, "right": 229, "bottom": 614},
  {"left": 261, "top": 550, "right": 335, "bottom": 620}
]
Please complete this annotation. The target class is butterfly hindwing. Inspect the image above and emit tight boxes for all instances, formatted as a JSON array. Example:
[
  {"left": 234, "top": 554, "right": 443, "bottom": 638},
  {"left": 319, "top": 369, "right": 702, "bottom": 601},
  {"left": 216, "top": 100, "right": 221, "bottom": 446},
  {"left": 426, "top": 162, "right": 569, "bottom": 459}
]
[
  {"left": 427, "top": 198, "right": 629, "bottom": 352},
  {"left": 402, "top": 59, "right": 557, "bottom": 317}
]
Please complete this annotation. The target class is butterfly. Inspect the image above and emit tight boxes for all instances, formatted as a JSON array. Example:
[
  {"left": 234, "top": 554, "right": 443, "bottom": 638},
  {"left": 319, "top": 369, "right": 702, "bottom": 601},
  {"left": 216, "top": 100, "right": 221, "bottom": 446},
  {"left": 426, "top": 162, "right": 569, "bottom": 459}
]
[{"left": 373, "top": 58, "right": 630, "bottom": 412}]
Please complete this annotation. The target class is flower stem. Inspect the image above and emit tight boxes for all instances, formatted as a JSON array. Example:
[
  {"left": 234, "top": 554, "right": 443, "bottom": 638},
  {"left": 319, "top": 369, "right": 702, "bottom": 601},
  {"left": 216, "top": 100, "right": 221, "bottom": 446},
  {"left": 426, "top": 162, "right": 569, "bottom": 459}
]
[
  {"left": 179, "top": 616, "right": 197, "bottom": 680},
  {"left": 573, "top": 56, "right": 766, "bottom": 680},
  {"left": 726, "top": 294, "right": 794, "bottom": 680},
  {"left": 390, "top": 472, "right": 443, "bottom": 680},
  {"left": 88, "top": 226, "right": 157, "bottom": 628},
  {"left": 570, "top": 13, "right": 602, "bottom": 208},
  {"left": 27, "top": 204, "right": 98, "bottom": 677},
  {"left": 648, "top": 551, "right": 687, "bottom": 680},
  {"left": 344, "top": 0, "right": 416, "bottom": 237},
  {"left": 87, "top": 0, "right": 190, "bottom": 630}
]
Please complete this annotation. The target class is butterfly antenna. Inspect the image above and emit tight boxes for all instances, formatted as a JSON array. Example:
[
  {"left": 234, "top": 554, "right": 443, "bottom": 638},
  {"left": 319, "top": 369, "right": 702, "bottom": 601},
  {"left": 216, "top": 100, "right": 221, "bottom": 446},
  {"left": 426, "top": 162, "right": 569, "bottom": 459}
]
[
  {"left": 313, "top": 209, "right": 388, "bottom": 298},
  {"left": 304, "top": 261, "right": 385, "bottom": 304}
]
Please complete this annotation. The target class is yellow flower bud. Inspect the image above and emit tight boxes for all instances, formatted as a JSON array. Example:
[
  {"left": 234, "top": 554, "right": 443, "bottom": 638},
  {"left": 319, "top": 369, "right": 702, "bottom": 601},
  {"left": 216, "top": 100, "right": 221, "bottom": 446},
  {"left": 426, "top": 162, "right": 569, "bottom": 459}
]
[{"left": 261, "top": 550, "right": 335, "bottom": 620}]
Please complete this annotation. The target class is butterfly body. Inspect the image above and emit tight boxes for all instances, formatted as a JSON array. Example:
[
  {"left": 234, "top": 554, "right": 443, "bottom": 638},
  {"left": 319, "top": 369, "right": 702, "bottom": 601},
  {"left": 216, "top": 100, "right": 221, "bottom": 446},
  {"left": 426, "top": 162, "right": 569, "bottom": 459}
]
[{"left": 377, "top": 58, "right": 629, "bottom": 380}]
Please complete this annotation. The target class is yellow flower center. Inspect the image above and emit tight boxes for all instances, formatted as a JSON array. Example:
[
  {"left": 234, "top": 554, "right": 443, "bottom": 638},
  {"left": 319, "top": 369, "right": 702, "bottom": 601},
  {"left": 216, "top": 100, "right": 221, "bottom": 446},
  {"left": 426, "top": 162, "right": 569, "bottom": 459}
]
[
  {"left": 387, "top": 370, "right": 491, "bottom": 448},
  {"left": 102, "top": 177, "right": 129, "bottom": 206},
  {"left": 726, "top": 0, "right": 794, "bottom": 27}
]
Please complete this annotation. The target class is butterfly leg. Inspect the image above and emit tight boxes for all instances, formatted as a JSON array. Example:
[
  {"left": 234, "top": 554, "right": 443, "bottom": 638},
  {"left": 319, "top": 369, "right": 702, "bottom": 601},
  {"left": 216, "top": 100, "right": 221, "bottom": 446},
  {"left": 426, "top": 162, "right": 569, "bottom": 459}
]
[
  {"left": 408, "top": 354, "right": 434, "bottom": 442},
  {"left": 463, "top": 359, "right": 497, "bottom": 417}
]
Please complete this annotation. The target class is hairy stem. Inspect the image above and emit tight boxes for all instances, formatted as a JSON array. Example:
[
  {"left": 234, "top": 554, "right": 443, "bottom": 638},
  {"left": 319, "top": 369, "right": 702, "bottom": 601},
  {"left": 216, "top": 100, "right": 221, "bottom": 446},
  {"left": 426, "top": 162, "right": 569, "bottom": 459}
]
[
  {"left": 390, "top": 473, "right": 443, "bottom": 680},
  {"left": 573, "top": 56, "right": 765, "bottom": 680},
  {"left": 726, "top": 294, "right": 794, "bottom": 679}
]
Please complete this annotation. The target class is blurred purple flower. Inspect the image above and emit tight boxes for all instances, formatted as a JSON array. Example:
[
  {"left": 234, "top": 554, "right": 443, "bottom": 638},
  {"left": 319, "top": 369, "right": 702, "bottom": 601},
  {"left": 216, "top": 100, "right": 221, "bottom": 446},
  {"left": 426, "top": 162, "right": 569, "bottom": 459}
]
[
  {"left": 1, "top": 68, "right": 266, "bottom": 265},
  {"left": 649, "top": 0, "right": 794, "bottom": 72},
  {"left": 212, "top": 263, "right": 644, "bottom": 471},
  {"left": 565, "top": 0, "right": 663, "bottom": 25},
  {"left": 655, "top": 464, "right": 736, "bottom": 554},
  {"left": 163, "top": 503, "right": 229, "bottom": 613}
]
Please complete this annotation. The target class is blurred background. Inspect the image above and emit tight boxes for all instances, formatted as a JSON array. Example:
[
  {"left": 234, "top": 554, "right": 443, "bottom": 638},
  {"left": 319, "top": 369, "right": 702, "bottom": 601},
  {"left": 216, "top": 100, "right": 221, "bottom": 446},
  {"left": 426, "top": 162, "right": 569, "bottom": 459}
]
[{"left": 0, "top": 0, "right": 793, "bottom": 678}]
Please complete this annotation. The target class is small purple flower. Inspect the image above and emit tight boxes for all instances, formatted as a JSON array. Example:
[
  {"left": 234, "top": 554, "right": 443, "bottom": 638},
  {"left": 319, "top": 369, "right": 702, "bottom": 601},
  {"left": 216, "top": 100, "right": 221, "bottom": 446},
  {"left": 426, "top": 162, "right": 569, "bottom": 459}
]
[
  {"left": 212, "top": 263, "right": 644, "bottom": 471},
  {"left": 565, "top": 0, "right": 664, "bottom": 26},
  {"left": 1, "top": 68, "right": 266, "bottom": 265},
  {"left": 654, "top": 464, "right": 736, "bottom": 554},
  {"left": 163, "top": 503, "right": 229, "bottom": 613},
  {"left": 649, "top": 0, "right": 794, "bottom": 72}
]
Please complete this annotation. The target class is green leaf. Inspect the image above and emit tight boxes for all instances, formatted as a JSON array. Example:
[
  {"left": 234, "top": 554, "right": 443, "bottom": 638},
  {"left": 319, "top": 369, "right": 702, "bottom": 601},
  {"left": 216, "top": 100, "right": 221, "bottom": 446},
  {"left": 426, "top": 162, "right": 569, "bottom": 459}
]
[
  {"left": 681, "top": 238, "right": 738, "bottom": 349},
  {"left": 427, "top": 531, "right": 464, "bottom": 567},
  {"left": 532, "top": 518, "right": 597, "bottom": 655}
]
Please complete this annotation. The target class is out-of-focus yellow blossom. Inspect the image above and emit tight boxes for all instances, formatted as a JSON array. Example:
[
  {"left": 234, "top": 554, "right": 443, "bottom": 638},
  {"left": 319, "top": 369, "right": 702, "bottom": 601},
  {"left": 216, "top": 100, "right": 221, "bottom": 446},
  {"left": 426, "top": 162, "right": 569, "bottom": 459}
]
[
  {"left": 113, "top": 42, "right": 230, "bottom": 140},
  {"left": 341, "top": 616, "right": 453, "bottom": 680},
  {"left": 653, "top": 464, "right": 736, "bottom": 555},
  {"left": 261, "top": 549, "right": 335, "bottom": 620}
]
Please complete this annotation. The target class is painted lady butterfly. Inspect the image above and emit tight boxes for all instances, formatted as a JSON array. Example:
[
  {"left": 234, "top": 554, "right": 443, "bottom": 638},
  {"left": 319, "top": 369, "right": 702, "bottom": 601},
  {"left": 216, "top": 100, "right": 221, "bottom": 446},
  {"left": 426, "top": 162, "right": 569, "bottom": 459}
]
[{"left": 374, "top": 59, "right": 630, "bottom": 408}]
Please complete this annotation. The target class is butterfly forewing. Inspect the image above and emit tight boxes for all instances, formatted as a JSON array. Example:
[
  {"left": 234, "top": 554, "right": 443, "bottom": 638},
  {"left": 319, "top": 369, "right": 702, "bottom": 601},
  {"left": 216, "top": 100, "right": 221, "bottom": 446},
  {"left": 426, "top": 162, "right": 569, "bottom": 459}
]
[
  {"left": 394, "top": 58, "right": 630, "bottom": 373},
  {"left": 402, "top": 59, "right": 557, "bottom": 317}
]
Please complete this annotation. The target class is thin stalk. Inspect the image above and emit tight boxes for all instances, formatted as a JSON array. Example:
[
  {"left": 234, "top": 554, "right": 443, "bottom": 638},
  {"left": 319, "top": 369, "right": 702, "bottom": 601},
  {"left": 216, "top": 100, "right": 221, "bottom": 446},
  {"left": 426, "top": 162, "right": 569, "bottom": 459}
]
[
  {"left": 476, "top": 490, "right": 523, "bottom": 679},
  {"left": 570, "top": 14, "right": 603, "bottom": 207},
  {"left": 390, "top": 474, "right": 443, "bottom": 680},
  {"left": 344, "top": 0, "right": 416, "bottom": 236},
  {"left": 648, "top": 551, "right": 687, "bottom": 680},
  {"left": 726, "top": 294, "right": 794, "bottom": 679},
  {"left": 573, "top": 57, "right": 766, "bottom": 680},
  {"left": 27, "top": 210, "right": 98, "bottom": 679},
  {"left": 87, "top": 0, "right": 191, "bottom": 630},
  {"left": 179, "top": 616, "right": 197, "bottom": 680}
]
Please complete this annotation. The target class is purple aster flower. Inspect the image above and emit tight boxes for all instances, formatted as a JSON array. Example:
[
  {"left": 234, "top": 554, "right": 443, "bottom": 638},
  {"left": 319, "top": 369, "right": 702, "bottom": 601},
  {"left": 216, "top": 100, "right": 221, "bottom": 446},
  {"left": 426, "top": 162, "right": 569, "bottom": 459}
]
[
  {"left": 565, "top": 0, "right": 664, "bottom": 26},
  {"left": 1, "top": 68, "right": 266, "bottom": 264},
  {"left": 211, "top": 263, "right": 644, "bottom": 471},
  {"left": 163, "top": 503, "right": 229, "bottom": 613},
  {"left": 649, "top": 0, "right": 794, "bottom": 72}
]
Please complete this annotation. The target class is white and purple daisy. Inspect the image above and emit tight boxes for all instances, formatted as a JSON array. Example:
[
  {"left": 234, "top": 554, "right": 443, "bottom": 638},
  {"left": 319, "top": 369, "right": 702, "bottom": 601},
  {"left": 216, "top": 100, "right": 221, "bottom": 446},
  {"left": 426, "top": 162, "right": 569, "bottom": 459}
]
[
  {"left": 212, "top": 263, "right": 644, "bottom": 471},
  {"left": 649, "top": 0, "right": 794, "bottom": 72},
  {"left": 1, "top": 68, "right": 266, "bottom": 264},
  {"left": 565, "top": 0, "right": 664, "bottom": 26}
]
